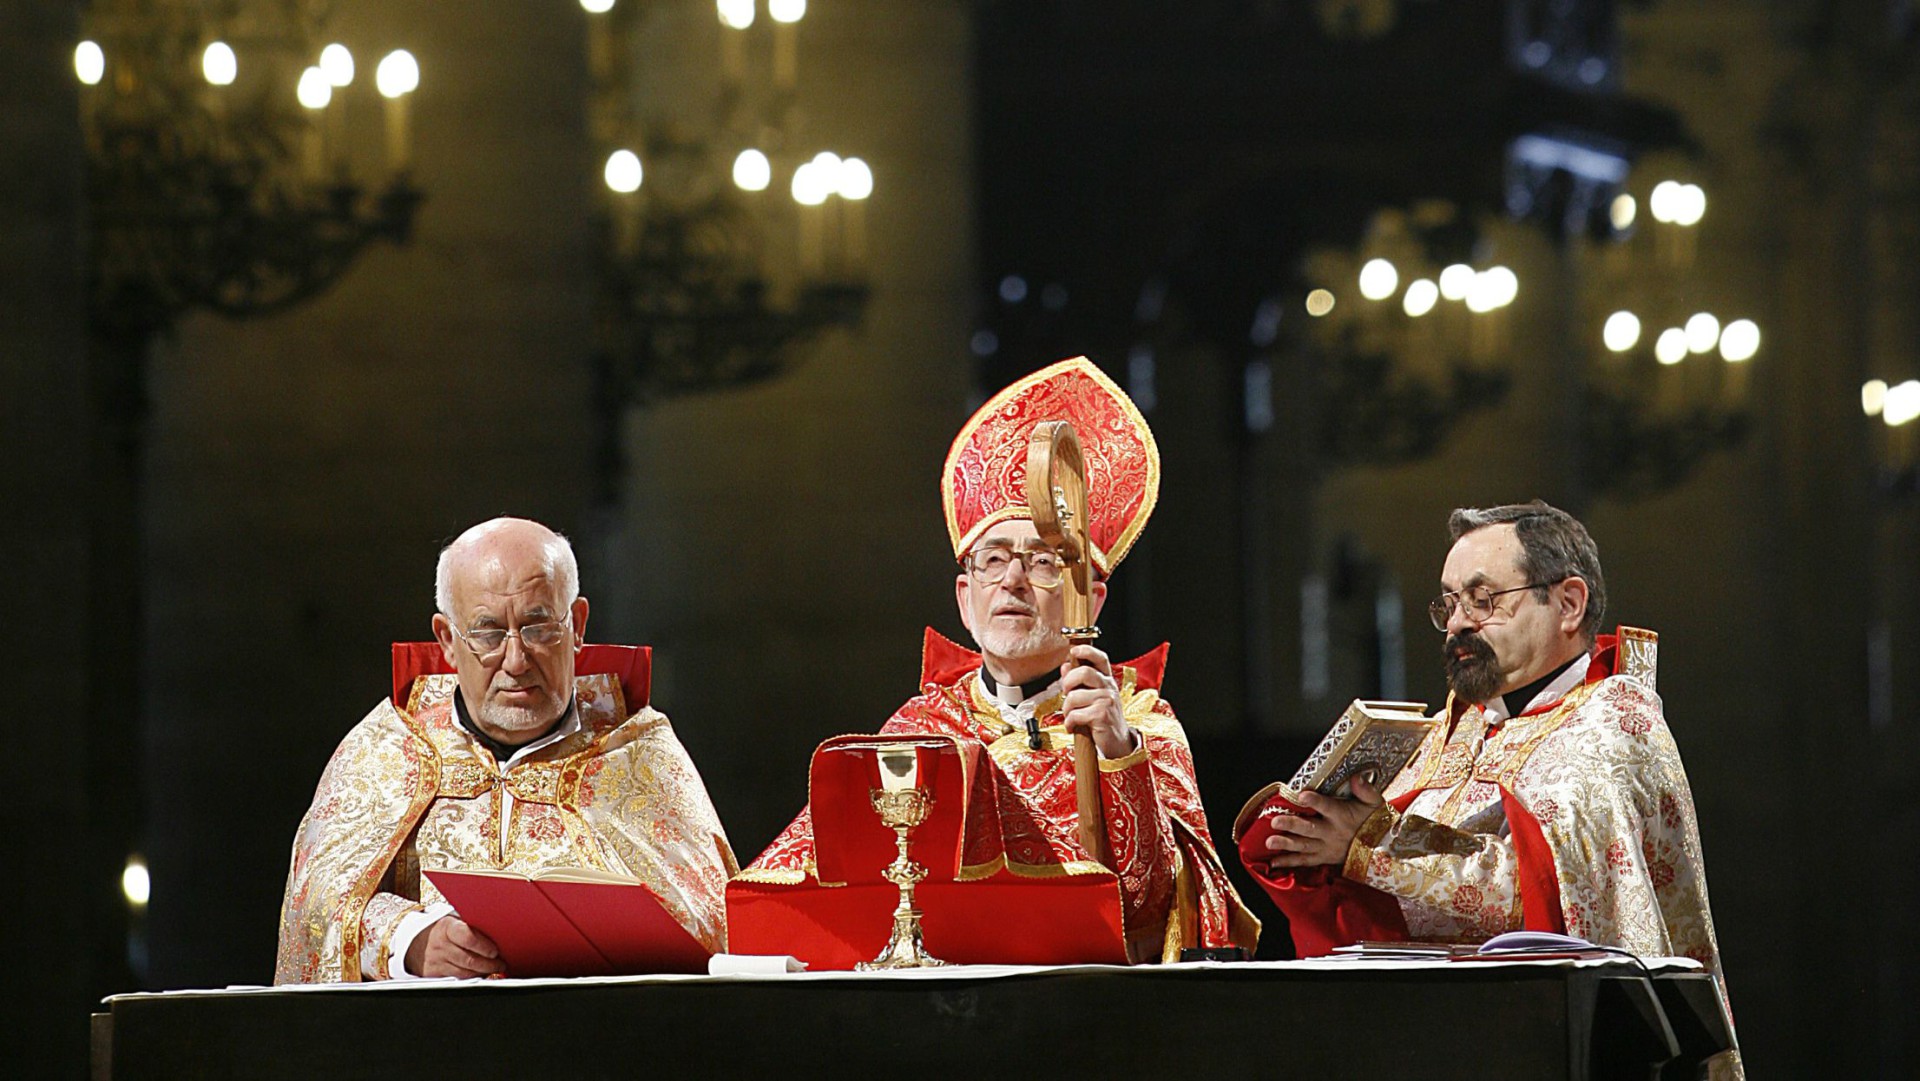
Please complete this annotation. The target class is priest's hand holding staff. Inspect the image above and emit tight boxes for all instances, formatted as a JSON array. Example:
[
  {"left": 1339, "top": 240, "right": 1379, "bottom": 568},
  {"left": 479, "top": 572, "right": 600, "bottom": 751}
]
[{"left": 1059, "top": 643, "right": 1138, "bottom": 760}]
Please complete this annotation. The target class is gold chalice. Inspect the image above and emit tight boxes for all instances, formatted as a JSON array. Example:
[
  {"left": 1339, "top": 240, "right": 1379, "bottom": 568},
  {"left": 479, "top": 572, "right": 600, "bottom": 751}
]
[{"left": 855, "top": 745, "right": 947, "bottom": 970}]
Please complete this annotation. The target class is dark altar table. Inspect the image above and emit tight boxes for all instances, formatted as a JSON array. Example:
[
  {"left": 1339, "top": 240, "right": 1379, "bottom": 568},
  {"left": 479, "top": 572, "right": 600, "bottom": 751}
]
[{"left": 93, "top": 956, "right": 1733, "bottom": 1080}]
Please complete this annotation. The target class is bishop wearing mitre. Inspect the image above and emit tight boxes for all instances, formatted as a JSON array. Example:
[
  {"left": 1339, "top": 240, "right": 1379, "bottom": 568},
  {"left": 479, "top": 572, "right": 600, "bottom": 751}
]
[{"left": 738, "top": 358, "right": 1258, "bottom": 963}]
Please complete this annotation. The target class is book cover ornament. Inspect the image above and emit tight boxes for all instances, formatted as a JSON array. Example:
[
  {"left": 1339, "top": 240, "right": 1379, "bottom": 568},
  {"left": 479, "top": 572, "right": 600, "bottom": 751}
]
[{"left": 1287, "top": 700, "right": 1434, "bottom": 799}]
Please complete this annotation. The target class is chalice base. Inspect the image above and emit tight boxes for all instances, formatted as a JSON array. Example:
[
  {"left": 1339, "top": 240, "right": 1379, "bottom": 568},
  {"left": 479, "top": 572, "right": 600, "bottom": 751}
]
[{"left": 855, "top": 909, "right": 947, "bottom": 971}]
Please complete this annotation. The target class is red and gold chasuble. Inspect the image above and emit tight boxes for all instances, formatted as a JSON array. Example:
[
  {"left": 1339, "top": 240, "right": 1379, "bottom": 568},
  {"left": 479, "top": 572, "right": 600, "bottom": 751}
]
[
  {"left": 275, "top": 671, "right": 736, "bottom": 983},
  {"left": 736, "top": 358, "right": 1255, "bottom": 964},
  {"left": 737, "top": 629, "right": 1258, "bottom": 965}
]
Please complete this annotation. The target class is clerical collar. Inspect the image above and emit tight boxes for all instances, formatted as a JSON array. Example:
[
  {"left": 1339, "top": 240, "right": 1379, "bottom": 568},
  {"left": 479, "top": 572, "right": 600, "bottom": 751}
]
[
  {"left": 1484, "top": 654, "right": 1588, "bottom": 725},
  {"left": 452, "top": 689, "right": 578, "bottom": 765},
  {"left": 977, "top": 666, "right": 1060, "bottom": 709}
]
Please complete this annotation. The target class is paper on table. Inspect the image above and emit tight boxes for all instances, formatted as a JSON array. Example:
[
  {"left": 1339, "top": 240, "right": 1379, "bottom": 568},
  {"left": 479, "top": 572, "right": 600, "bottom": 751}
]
[{"left": 708, "top": 954, "right": 808, "bottom": 976}]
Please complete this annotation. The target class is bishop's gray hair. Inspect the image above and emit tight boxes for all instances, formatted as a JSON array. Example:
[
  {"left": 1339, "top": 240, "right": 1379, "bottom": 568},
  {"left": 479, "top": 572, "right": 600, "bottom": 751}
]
[
  {"left": 1447, "top": 499, "right": 1607, "bottom": 644},
  {"left": 434, "top": 519, "right": 580, "bottom": 617}
]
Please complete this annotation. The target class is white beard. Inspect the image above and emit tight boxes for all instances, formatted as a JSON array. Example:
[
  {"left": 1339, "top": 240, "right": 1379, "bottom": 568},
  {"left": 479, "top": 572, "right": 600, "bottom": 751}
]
[
  {"left": 974, "top": 619, "right": 1067, "bottom": 663},
  {"left": 478, "top": 680, "right": 566, "bottom": 739}
]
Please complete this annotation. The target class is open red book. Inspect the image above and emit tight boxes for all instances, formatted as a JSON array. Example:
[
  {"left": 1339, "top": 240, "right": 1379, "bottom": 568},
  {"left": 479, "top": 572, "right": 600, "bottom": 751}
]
[{"left": 424, "top": 866, "right": 709, "bottom": 977}]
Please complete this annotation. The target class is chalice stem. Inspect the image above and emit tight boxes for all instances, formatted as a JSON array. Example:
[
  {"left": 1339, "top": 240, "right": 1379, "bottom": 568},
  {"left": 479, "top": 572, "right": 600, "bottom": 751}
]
[{"left": 857, "top": 822, "right": 946, "bottom": 969}]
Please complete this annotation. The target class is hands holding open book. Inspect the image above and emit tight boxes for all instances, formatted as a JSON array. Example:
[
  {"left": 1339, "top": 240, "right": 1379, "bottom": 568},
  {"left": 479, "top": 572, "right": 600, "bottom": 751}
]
[
  {"left": 406, "top": 916, "right": 506, "bottom": 979},
  {"left": 1260, "top": 776, "right": 1385, "bottom": 871}
]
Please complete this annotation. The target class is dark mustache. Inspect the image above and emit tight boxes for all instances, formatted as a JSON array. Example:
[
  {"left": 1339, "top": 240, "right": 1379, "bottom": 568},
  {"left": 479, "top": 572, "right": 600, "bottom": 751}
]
[{"left": 1444, "top": 632, "right": 1496, "bottom": 664}]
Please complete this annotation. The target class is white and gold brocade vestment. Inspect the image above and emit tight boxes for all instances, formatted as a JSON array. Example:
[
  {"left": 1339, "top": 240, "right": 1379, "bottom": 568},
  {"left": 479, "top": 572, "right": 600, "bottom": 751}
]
[
  {"left": 275, "top": 673, "right": 736, "bottom": 983},
  {"left": 1239, "top": 642, "right": 1738, "bottom": 1076},
  {"left": 1360, "top": 675, "right": 1740, "bottom": 1077},
  {"left": 1357, "top": 675, "right": 1729, "bottom": 990}
]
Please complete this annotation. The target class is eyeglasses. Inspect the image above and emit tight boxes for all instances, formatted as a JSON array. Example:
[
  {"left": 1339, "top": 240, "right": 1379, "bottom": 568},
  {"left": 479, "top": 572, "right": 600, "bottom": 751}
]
[
  {"left": 1427, "top": 580, "right": 1561, "bottom": 631},
  {"left": 961, "top": 544, "right": 1065, "bottom": 588},
  {"left": 452, "top": 619, "right": 572, "bottom": 661}
]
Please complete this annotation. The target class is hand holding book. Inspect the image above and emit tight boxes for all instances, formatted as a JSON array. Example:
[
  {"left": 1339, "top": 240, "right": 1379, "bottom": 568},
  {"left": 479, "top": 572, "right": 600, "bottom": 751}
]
[
  {"left": 424, "top": 865, "right": 710, "bottom": 978},
  {"left": 1231, "top": 700, "right": 1435, "bottom": 876},
  {"left": 406, "top": 915, "right": 506, "bottom": 979},
  {"left": 1259, "top": 774, "right": 1386, "bottom": 870}
]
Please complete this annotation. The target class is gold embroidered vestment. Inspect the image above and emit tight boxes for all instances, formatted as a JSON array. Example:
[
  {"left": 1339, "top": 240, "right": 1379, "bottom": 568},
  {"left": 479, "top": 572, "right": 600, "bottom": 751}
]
[{"left": 275, "top": 673, "right": 736, "bottom": 983}]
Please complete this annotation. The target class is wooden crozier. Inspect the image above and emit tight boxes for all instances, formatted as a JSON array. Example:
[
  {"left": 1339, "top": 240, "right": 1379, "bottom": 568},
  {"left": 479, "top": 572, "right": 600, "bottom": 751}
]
[{"left": 1024, "top": 420, "right": 1113, "bottom": 870}]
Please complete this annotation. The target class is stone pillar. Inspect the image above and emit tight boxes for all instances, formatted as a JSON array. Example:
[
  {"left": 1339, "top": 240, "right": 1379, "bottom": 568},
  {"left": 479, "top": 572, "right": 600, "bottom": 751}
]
[{"left": 0, "top": 1, "right": 95, "bottom": 1073}]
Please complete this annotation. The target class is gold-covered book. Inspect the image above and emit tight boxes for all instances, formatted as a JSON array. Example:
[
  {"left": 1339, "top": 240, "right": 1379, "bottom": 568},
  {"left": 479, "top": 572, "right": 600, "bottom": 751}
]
[
  {"left": 1284, "top": 699, "right": 1435, "bottom": 799},
  {"left": 1231, "top": 700, "right": 1436, "bottom": 842}
]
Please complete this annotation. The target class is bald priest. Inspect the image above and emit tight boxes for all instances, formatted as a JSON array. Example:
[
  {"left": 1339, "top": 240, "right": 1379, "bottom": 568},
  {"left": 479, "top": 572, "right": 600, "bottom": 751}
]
[{"left": 275, "top": 518, "right": 736, "bottom": 982}]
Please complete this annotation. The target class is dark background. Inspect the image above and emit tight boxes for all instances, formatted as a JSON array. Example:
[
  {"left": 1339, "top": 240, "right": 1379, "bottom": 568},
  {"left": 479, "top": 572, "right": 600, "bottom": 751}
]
[{"left": 9, "top": 0, "right": 1919, "bottom": 1075}]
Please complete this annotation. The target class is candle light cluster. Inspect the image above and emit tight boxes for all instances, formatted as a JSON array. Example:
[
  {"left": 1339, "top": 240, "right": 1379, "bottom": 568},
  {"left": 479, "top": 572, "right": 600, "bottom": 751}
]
[
  {"left": 582, "top": 0, "right": 873, "bottom": 399},
  {"left": 73, "top": 3, "right": 427, "bottom": 348},
  {"left": 76, "top": 34, "right": 421, "bottom": 178},
  {"left": 1591, "top": 177, "right": 1762, "bottom": 395},
  {"left": 588, "top": 0, "right": 876, "bottom": 280},
  {"left": 1310, "top": 259, "right": 1519, "bottom": 319},
  {"left": 1288, "top": 168, "right": 1761, "bottom": 486}
]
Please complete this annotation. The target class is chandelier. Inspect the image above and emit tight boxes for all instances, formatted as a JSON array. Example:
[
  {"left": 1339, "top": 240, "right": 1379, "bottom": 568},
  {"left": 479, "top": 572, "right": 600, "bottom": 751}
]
[
  {"left": 1290, "top": 0, "right": 1758, "bottom": 500},
  {"left": 1290, "top": 203, "right": 1518, "bottom": 467},
  {"left": 1290, "top": 143, "right": 1761, "bottom": 500},
  {"left": 1568, "top": 167, "right": 1761, "bottom": 499},
  {"left": 78, "top": 0, "right": 422, "bottom": 359},
  {"left": 581, "top": 0, "right": 872, "bottom": 405}
]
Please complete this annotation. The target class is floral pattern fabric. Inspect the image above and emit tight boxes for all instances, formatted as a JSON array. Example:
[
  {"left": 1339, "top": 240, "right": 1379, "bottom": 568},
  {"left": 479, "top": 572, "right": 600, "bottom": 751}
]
[
  {"left": 1352, "top": 677, "right": 1728, "bottom": 994},
  {"left": 275, "top": 673, "right": 736, "bottom": 983}
]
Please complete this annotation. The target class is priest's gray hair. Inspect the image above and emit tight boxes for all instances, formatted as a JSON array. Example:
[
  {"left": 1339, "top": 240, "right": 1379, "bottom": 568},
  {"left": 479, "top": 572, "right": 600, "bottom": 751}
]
[
  {"left": 1448, "top": 500, "right": 1607, "bottom": 644},
  {"left": 434, "top": 518, "right": 580, "bottom": 617}
]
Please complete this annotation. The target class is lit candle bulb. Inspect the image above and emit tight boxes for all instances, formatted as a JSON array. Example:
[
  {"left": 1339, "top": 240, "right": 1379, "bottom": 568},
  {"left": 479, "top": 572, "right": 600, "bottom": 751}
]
[
  {"left": 297, "top": 66, "right": 332, "bottom": 181},
  {"left": 810, "top": 152, "right": 843, "bottom": 274},
  {"left": 201, "top": 41, "right": 236, "bottom": 150},
  {"left": 605, "top": 149, "right": 643, "bottom": 256},
  {"left": 838, "top": 156, "right": 872, "bottom": 271},
  {"left": 717, "top": 0, "right": 752, "bottom": 83},
  {"left": 582, "top": 0, "right": 614, "bottom": 85},
  {"left": 792, "top": 160, "right": 828, "bottom": 280},
  {"left": 770, "top": 0, "right": 805, "bottom": 90},
  {"left": 376, "top": 50, "right": 420, "bottom": 174},
  {"left": 318, "top": 46, "right": 354, "bottom": 179}
]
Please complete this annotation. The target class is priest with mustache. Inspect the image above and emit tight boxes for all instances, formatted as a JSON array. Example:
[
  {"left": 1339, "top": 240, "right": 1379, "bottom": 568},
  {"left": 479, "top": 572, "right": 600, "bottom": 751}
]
[
  {"left": 739, "top": 358, "right": 1258, "bottom": 963},
  {"left": 1236, "top": 501, "right": 1733, "bottom": 1056}
]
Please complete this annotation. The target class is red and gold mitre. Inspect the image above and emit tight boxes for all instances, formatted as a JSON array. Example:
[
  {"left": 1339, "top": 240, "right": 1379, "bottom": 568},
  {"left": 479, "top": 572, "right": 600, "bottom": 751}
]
[{"left": 942, "top": 357, "right": 1159, "bottom": 575}]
